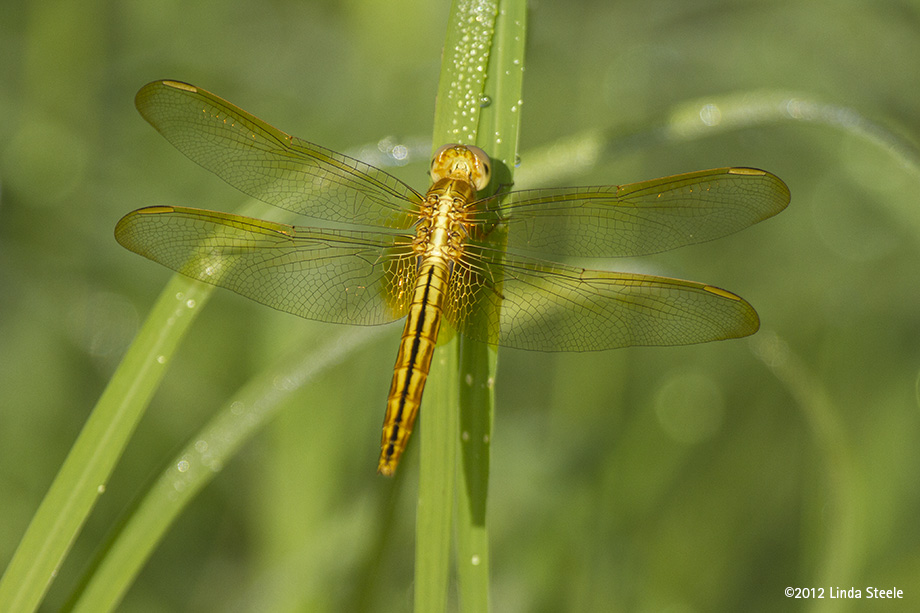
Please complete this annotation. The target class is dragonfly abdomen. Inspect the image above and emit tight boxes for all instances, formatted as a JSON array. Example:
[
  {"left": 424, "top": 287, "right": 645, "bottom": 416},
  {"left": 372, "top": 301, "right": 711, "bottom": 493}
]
[
  {"left": 376, "top": 154, "right": 488, "bottom": 476},
  {"left": 378, "top": 258, "right": 451, "bottom": 476}
]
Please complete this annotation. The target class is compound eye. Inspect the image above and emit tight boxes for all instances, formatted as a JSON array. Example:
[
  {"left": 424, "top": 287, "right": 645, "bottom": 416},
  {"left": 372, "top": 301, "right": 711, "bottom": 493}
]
[
  {"left": 432, "top": 143, "right": 457, "bottom": 160},
  {"left": 465, "top": 145, "right": 492, "bottom": 191},
  {"left": 429, "top": 144, "right": 492, "bottom": 191},
  {"left": 430, "top": 144, "right": 460, "bottom": 182}
]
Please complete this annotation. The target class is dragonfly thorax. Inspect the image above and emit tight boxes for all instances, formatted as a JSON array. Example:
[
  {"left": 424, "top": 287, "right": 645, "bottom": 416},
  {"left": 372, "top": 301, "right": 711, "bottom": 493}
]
[{"left": 413, "top": 177, "right": 476, "bottom": 260}]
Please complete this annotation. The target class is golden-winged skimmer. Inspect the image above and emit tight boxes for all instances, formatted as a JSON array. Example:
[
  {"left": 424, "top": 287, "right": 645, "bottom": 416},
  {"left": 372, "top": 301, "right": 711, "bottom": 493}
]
[{"left": 116, "top": 80, "right": 789, "bottom": 476}]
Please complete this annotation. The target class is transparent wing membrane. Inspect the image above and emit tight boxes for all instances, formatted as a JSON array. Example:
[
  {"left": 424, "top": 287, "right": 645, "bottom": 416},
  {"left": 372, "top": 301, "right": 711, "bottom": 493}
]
[
  {"left": 116, "top": 206, "right": 417, "bottom": 325},
  {"left": 473, "top": 167, "right": 789, "bottom": 258},
  {"left": 135, "top": 80, "right": 423, "bottom": 228},
  {"left": 447, "top": 247, "right": 760, "bottom": 351}
]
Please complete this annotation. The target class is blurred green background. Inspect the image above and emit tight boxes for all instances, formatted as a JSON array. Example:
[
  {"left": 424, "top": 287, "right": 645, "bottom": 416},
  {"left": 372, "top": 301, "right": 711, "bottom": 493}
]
[{"left": 2, "top": 0, "right": 919, "bottom": 611}]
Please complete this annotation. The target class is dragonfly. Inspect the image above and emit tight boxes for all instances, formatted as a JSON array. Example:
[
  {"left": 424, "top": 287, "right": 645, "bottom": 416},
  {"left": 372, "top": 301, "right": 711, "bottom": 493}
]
[{"left": 116, "top": 80, "right": 790, "bottom": 476}]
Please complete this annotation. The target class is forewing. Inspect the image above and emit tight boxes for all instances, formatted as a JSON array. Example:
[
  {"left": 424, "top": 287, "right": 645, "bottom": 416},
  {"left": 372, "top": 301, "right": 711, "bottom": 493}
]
[
  {"left": 115, "top": 206, "right": 418, "bottom": 325},
  {"left": 471, "top": 168, "right": 789, "bottom": 258},
  {"left": 448, "top": 246, "right": 760, "bottom": 352},
  {"left": 135, "top": 80, "right": 423, "bottom": 228}
]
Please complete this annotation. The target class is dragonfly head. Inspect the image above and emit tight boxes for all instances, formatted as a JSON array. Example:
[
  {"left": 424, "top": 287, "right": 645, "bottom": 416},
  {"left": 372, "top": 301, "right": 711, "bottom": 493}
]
[{"left": 430, "top": 144, "right": 491, "bottom": 192}]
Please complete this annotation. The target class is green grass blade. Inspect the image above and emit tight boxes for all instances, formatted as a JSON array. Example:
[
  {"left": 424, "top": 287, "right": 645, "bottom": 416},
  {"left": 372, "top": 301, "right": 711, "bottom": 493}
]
[
  {"left": 455, "top": 336, "right": 495, "bottom": 611},
  {"left": 429, "top": 0, "right": 499, "bottom": 146},
  {"left": 416, "top": 1, "right": 526, "bottom": 611},
  {"left": 65, "top": 327, "right": 383, "bottom": 612},
  {"left": 455, "top": 1, "right": 526, "bottom": 611},
  {"left": 0, "top": 275, "right": 213, "bottom": 613},
  {"left": 416, "top": 1, "right": 500, "bottom": 611},
  {"left": 414, "top": 345, "right": 460, "bottom": 612}
]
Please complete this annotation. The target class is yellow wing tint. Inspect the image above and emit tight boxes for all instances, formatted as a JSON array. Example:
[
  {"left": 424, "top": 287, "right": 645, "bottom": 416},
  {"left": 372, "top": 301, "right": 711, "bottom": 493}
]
[
  {"left": 115, "top": 206, "right": 418, "bottom": 325},
  {"left": 473, "top": 167, "right": 789, "bottom": 258},
  {"left": 134, "top": 80, "right": 423, "bottom": 228},
  {"left": 447, "top": 248, "right": 759, "bottom": 351}
]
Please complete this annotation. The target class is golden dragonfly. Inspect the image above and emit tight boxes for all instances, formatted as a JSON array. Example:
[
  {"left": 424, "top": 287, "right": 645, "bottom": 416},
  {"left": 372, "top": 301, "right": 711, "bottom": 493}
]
[{"left": 116, "top": 80, "right": 789, "bottom": 476}]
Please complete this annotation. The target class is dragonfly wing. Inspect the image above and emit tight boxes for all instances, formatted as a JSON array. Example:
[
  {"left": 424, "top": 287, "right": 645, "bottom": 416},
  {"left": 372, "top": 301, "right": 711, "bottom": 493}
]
[
  {"left": 115, "top": 206, "right": 418, "bottom": 325},
  {"left": 472, "top": 168, "right": 789, "bottom": 257},
  {"left": 135, "top": 80, "right": 423, "bottom": 228},
  {"left": 449, "top": 247, "right": 759, "bottom": 351}
]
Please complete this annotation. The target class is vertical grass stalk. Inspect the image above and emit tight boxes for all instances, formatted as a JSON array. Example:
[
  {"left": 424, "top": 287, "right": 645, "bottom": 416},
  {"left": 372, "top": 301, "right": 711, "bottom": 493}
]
[
  {"left": 456, "top": 2, "right": 526, "bottom": 612},
  {"left": 418, "top": 0, "right": 526, "bottom": 611}
]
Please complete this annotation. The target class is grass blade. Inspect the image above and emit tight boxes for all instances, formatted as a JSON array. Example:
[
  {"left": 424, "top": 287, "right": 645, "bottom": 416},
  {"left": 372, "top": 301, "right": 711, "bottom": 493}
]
[
  {"left": 417, "top": 1, "right": 526, "bottom": 611},
  {"left": 66, "top": 327, "right": 383, "bottom": 612},
  {"left": 0, "top": 275, "right": 213, "bottom": 613},
  {"left": 456, "top": 1, "right": 526, "bottom": 611},
  {"left": 416, "top": 0, "right": 501, "bottom": 611}
]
